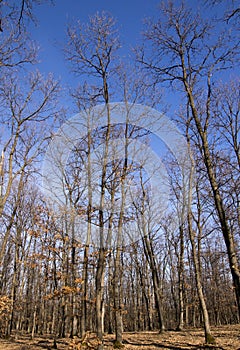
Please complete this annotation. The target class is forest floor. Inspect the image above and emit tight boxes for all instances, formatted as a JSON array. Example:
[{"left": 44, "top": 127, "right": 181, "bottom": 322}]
[{"left": 0, "top": 325, "right": 239, "bottom": 350}]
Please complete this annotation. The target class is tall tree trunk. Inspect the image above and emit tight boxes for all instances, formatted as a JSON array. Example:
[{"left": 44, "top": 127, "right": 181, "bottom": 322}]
[
  {"left": 184, "top": 73, "right": 240, "bottom": 319},
  {"left": 177, "top": 224, "right": 185, "bottom": 330},
  {"left": 113, "top": 122, "right": 129, "bottom": 347},
  {"left": 95, "top": 247, "right": 105, "bottom": 350},
  {"left": 186, "top": 141, "right": 215, "bottom": 344},
  {"left": 80, "top": 117, "right": 93, "bottom": 337},
  {"left": 113, "top": 247, "right": 123, "bottom": 346},
  {"left": 188, "top": 214, "right": 215, "bottom": 343},
  {"left": 96, "top": 97, "right": 111, "bottom": 350}
]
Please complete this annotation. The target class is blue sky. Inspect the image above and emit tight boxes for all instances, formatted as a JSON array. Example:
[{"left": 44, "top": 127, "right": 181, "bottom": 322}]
[
  {"left": 32, "top": 1, "right": 235, "bottom": 210},
  {"left": 31, "top": 0, "right": 161, "bottom": 85},
  {"left": 30, "top": 0, "right": 233, "bottom": 114}
]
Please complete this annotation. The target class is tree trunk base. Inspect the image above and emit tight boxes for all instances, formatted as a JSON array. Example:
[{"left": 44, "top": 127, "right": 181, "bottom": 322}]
[
  {"left": 113, "top": 340, "right": 124, "bottom": 348},
  {"left": 206, "top": 332, "right": 216, "bottom": 344}
]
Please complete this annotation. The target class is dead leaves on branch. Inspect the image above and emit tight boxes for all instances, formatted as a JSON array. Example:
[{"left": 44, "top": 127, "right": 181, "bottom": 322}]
[
  {"left": 0, "top": 295, "right": 11, "bottom": 318},
  {"left": 44, "top": 285, "right": 82, "bottom": 301},
  {"left": 0, "top": 295, "right": 12, "bottom": 335}
]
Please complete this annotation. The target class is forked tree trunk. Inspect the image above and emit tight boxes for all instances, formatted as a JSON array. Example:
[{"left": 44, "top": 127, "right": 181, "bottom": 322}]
[{"left": 141, "top": 218, "right": 165, "bottom": 332}]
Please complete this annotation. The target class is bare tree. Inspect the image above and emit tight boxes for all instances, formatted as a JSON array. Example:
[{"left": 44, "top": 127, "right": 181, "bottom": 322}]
[
  {"left": 0, "top": 70, "right": 59, "bottom": 272},
  {"left": 65, "top": 12, "right": 121, "bottom": 349},
  {"left": 204, "top": 0, "right": 240, "bottom": 23},
  {"left": 0, "top": 0, "right": 52, "bottom": 70},
  {"left": 138, "top": 0, "right": 240, "bottom": 321}
]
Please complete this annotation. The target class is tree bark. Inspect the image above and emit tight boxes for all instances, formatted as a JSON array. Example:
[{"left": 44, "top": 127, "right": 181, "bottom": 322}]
[{"left": 186, "top": 140, "right": 215, "bottom": 344}]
